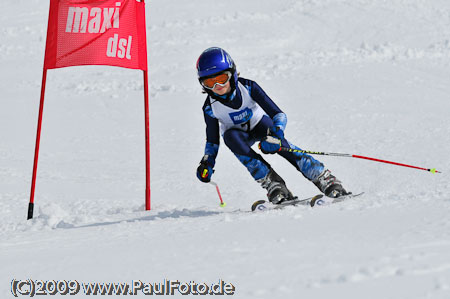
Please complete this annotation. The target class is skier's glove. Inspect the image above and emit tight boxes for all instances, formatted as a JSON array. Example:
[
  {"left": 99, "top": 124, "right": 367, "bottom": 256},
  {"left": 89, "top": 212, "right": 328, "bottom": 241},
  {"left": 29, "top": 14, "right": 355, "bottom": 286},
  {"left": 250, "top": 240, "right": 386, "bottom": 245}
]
[
  {"left": 259, "top": 135, "right": 282, "bottom": 154},
  {"left": 259, "top": 124, "right": 284, "bottom": 154},
  {"left": 196, "top": 155, "right": 214, "bottom": 183}
]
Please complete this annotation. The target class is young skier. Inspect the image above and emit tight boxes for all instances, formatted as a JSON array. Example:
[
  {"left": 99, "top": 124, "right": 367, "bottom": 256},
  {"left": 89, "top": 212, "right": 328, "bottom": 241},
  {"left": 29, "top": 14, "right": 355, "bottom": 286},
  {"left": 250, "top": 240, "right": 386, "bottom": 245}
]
[{"left": 195, "top": 47, "right": 350, "bottom": 203}]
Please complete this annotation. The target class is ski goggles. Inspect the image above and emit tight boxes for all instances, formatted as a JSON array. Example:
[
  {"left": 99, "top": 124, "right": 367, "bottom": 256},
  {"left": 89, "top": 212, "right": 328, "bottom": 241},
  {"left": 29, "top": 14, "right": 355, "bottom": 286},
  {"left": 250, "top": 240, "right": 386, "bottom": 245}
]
[{"left": 200, "top": 71, "right": 232, "bottom": 90}]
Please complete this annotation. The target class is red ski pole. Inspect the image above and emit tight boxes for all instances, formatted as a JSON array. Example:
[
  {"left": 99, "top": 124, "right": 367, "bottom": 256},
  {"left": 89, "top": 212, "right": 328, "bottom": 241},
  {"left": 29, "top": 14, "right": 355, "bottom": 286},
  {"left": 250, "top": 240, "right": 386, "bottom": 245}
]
[
  {"left": 279, "top": 147, "right": 441, "bottom": 174},
  {"left": 209, "top": 181, "right": 226, "bottom": 207}
]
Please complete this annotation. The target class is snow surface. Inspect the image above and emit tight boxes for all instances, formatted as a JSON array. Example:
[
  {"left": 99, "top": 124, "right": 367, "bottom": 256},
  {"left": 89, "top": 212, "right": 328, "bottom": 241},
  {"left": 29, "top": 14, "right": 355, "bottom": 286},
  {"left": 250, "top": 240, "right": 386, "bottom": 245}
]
[{"left": 1, "top": 0, "right": 450, "bottom": 298}]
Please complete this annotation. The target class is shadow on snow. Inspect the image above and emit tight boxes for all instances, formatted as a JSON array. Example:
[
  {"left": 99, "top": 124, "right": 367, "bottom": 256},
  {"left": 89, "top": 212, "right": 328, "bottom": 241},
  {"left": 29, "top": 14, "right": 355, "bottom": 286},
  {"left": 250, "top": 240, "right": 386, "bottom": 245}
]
[{"left": 59, "top": 208, "right": 227, "bottom": 229}]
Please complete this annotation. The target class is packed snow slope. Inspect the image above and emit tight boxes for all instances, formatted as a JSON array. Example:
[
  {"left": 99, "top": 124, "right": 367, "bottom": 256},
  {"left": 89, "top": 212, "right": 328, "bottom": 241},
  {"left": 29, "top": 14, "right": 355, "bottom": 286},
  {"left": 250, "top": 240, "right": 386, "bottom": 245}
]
[{"left": 1, "top": 0, "right": 450, "bottom": 298}]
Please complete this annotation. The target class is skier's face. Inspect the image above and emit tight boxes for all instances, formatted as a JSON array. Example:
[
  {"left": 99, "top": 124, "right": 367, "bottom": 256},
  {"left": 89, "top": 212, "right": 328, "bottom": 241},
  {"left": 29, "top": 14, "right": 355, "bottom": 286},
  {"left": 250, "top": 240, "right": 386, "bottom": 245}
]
[{"left": 212, "top": 81, "right": 231, "bottom": 95}]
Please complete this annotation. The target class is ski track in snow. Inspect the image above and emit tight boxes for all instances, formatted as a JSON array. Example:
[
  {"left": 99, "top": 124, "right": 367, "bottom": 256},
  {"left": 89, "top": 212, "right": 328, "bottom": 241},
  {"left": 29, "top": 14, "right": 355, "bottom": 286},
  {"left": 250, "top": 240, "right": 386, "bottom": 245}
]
[{"left": 1, "top": 0, "right": 450, "bottom": 298}]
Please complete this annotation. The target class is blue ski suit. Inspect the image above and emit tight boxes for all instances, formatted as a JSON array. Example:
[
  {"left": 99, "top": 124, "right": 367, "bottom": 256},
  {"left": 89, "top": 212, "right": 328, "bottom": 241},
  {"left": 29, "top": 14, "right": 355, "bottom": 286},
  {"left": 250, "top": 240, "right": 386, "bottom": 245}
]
[{"left": 202, "top": 77, "right": 324, "bottom": 181}]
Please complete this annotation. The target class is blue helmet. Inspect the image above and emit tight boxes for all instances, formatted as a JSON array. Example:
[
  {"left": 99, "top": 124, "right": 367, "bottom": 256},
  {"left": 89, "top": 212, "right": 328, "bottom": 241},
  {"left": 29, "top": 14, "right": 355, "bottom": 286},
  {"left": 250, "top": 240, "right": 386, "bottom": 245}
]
[{"left": 196, "top": 47, "right": 238, "bottom": 97}]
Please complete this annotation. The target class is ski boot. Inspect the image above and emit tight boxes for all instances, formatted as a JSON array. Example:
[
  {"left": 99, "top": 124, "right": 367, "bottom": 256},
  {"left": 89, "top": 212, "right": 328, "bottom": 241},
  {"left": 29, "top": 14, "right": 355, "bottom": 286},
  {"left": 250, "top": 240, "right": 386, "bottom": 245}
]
[
  {"left": 257, "top": 168, "right": 295, "bottom": 204},
  {"left": 313, "top": 169, "right": 350, "bottom": 198}
]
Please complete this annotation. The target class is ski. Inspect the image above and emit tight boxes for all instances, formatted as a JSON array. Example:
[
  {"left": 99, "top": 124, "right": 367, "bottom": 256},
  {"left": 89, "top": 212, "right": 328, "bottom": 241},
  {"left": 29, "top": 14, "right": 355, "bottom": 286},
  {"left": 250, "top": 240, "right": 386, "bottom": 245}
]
[
  {"left": 309, "top": 192, "right": 365, "bottom": 207},
  {"left": 251, "top": 195, "right": 318, "bottom": 212},
  {"left": 251, "top": 192, "right": 364, "bottom": 212}
]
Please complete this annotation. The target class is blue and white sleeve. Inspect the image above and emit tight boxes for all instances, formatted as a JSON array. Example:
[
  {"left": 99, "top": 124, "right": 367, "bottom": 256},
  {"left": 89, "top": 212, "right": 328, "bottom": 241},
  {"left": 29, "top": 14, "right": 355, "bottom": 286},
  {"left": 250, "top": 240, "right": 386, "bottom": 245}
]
[
  {"left": 202, "top": 100, "right": 220, "bottom": 166},
  {"left": 272, "top": 112, "right": 287, "bottom": 131}
]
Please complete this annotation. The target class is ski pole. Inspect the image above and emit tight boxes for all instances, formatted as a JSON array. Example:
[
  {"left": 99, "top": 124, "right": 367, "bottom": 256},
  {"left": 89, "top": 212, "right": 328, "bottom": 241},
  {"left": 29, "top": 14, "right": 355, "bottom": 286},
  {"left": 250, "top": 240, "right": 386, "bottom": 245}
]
[
  {"left": 209, "top": 181, "right": 227, "bottom": 207},
  {"left": 279, "top": 147, "right": 441, "bottom": 174}
]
